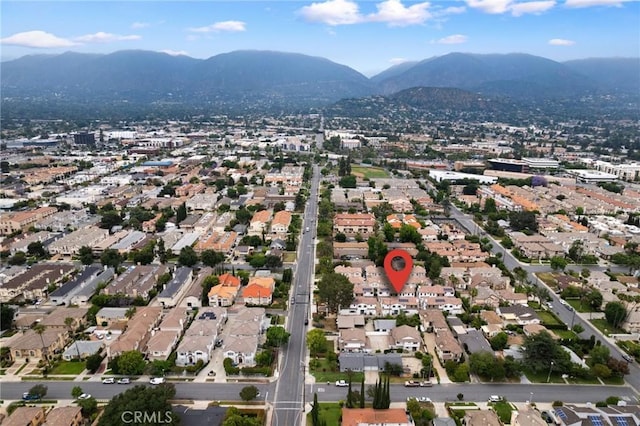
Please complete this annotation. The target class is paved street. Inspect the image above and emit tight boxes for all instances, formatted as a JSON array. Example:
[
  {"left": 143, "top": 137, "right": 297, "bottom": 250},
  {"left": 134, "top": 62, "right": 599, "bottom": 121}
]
[
  {"left": 448, "top": 203, "right": 640, "bottom": 392},
  {"left": 1, "top": 380, "right": 635, "bottom": 405},
  {"left": 270, "top": 165, "right": 320, "bottom": 426}
]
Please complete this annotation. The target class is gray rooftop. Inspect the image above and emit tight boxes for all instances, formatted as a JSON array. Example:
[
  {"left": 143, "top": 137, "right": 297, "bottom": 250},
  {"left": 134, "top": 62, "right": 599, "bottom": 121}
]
[{"left": 159, "top": 267, "right": 192, "bottom": 298}]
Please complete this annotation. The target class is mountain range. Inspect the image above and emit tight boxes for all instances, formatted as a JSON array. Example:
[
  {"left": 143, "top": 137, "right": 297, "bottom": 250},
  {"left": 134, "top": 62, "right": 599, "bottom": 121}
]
[{"left": 1, "top": 49, "right": 638, "bottom": 116}]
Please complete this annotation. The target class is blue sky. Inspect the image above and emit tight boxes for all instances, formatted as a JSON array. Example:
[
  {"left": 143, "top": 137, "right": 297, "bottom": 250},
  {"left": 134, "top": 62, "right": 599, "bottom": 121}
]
[{"left": 1, "top": 0, "right": 638, "bottom": 76}]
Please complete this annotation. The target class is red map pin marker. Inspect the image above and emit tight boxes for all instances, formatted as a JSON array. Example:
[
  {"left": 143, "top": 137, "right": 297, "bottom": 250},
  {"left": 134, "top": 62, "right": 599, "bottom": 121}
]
[{"left": 383, "top": 249, "right": 413, "bottom": 293}]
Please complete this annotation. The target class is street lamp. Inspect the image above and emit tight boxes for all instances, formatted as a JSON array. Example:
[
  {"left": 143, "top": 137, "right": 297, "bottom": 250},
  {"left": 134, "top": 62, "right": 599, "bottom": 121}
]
[
  {"left": 546, "top": 361, "right": 554, "bottom": 383},
  {"left": 530, "top": 392, "right": 534, "bottom": 406}
]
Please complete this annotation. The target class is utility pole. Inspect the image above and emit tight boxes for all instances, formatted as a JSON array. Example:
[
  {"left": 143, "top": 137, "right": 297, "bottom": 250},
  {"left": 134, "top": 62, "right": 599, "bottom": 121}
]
[{"left": 301, "top": 362, "right": 306, "bottom": 412}]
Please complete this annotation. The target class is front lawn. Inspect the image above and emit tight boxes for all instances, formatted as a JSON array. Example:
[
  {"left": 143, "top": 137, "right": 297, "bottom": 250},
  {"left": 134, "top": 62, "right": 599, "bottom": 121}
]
[
  {"left": 283, "top": 252, "right": 297, "bottom": 263},
  {"left": 490, "top": 401, "right": 514, "bottom": 424},
  {"left": 553, "top": 329, "right": 577, "bottom": 340},
  {"left": 590, "top": 319, "right": 626, "bottom": 336},
  {"left": 49, "top": 361, "right": 86, "bottom": 375},
  {"left": 537, "top": 311, "right": 564, "bottom": 327},
  {"left": 309, "top": 358, "right": 363, "bottom": 383},
  {"left": 521, "top": 367, "right": 565, "bottom": 384},
  {"left": 566, "top": 299, "right": 596, "bottom": 313},
  {"left": 307, "top": 402, "right": 342, "bottom": 425},
  {"left": 536, "top": 273, "right": 557, "bottom": 287}
]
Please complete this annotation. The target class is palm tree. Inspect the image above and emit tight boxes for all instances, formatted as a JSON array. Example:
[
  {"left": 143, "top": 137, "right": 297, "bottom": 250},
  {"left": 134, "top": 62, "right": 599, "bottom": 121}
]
[
  {"left": 125, "top": 307, "right": 137, "bottom": 320},
  {"left": 64, "top": 317, "right": 81, "bottom": 360},
  {"left": 33, "top": 323, "right": 49, "bottom": 372}
]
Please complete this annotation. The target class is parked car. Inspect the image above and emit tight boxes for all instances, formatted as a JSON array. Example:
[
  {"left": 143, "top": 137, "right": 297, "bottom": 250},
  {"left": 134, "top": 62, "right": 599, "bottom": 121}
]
[
  {"left": 150, "top": 377, "right": 166, "bottom": 385},
  {"left": 117, "top": 378, "right": 131, "bottom": 384},
  {"left": 102, "top": 377, "right": 115, "bottom": 384},
  {"left": 404, "top": 381, "right": 420, "bottom": 387},
  {"left": 488, "top": 395, "right": 503, "bottom": 402},
  {"left": 419, "top": 381, "right": 433, "bottom": 387},
  {"left": 335, "top": 380, "right": 348, "bottom": 387},
  {"left": 418, "top": 397, "right": 432, "bottom": 402},
  {"left": 622, "top": 354, "right": 634, "bottom": 363},
  {"left": 22, "top": 392, "right": 39, "bottom": 401},
  {"left": 78, "top": 393, "right": 92, "bottom": 400}
]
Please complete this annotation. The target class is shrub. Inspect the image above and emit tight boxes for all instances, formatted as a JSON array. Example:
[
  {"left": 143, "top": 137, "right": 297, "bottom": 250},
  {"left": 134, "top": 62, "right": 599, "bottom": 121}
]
[
  {"left": 223, "top": 358, "right": 240, "bottom": 375},
  {"left": 552, "top": 401, "right": 563, "bottom": 407}
]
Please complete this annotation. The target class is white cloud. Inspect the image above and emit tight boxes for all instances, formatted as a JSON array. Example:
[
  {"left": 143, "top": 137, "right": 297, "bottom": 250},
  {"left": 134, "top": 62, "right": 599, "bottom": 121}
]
[
  {"left": 160, "top": 49, "right": 189, "bottom": 56},
  {"left": 511, "top": 0, "right": 556, "bottom": 15},
  {"left": 549, "top": 38, "right": 575, "bottom": 45},
  {"left": 188, "top": 20, "right": 247, "bottom": 33},
  {"left": 298, "top": 0, "right": 362, "bottom": 25},
  {"left": 439, "top": 6, "right": 467, "bottom": 15},
  {"left": 565, "top": 0, "right": 629, "bottom": 6},
  {"left": 367, "top": 0, "right": 432, "bottom": 27},
  {"left": 434, "top": 34, "right": 468, "bottom": 44},
  {"left": 0, "top": 30, "right": 78, "bottom": 48},
  {"left": 466, "top": 0, "right": 557, "bottom": 14},
  {"left": 74, "top": 32, "right": 141, "bottom": 43},
  {"left": 131, "top": 22, "right": 151, "bottom": 29},
  {"left": 465, "top": 0, "right": 513, "bottom": 13}
]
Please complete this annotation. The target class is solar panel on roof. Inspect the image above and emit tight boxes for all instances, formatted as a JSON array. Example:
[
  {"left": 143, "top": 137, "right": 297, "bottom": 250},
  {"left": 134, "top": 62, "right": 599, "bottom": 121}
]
[
  {"left": 555, "top": 409, "right": 567, "bottom": 420},
  {"left": 615, "top": 416, "right": 629, "bottom": 426},
  {"left": 588, "top": 416, "right": 604, "bottom": 426}
]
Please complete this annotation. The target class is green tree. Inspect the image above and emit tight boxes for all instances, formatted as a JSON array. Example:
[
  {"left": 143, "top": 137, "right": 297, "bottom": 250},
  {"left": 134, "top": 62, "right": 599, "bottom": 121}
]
[
  {"left": 1, "top": 304, "right": 15, "bottom": 331},
  {"left": 28, "top": 384, "right": 47, "bottom": 399},
  {"left": 550, "top": 256, "right": 568, "bottom": 271},
  {"left": 585, "top": 290, "right": 604, "bottom": 310},
  {"left": 117, "top": 350, "right": 146, "bottom": 376},
  {"left": 588, "top": 345, "right": 610, "bottom": 367},
  {"left": 201, "top": 249, "right": 224, "bottom": 267},
  {"left": 399, "top": 224, "right": 421, "bottom": 244},
  {"left": 490, "top": 332, "right": 509, "bottom": 351},
  {"left": 85, "top": 353, "right": 103, "bottom": 373},
  {"left": 77, "top": 396, "right": 98, "bottom": 417},
  {"left": 99, "top": 211, "right": 122, "bottom": 229},
  {"left": 604, "top": 301, "right": 627, "bottom": 328},
  {"left": 71, "top": 386, "right": 83, "bottom": 399},
  {"left": 307, "top": 329, "right": 328, "bottom": 356},
  {"left": 77, "top": 246, "right": 94, "bottom": 265},
  {"left": 317, "top": 273, "right": 354, "bottom": 314},
  {"left": 100, "top": 249, "right": 123, "bottom": 270},
  {"left": 98, "top": 384, "right": 179, "bottom": 426},
  {"left": 522, "top": 331, "right": 571, "bottom": 374},
  {"left": 235, "top": 208, "right": 252, "bottom": 225},
  {"left": 311, "top": 392, "right": 320, "bottom": 426},
  {"left": 27, "top": 241, "right": 47, "bottom": 258},
  {"left": 266, "top": 326, "right": 290, "bottom": 347},
  {"left": 176, "top": 202, "right": 187, "bottom": 224},
  {"left": 509, "top": 210, "right": 538, "bottom": 233},
  {"left": 178, "top": 246, "right": 198, "bottom": 267},
  {"left": 239, "top": 385, "right": 259, "bottom": 401},
  {"left": 469, "top": 352, "right": 505, "bottom": 381}
]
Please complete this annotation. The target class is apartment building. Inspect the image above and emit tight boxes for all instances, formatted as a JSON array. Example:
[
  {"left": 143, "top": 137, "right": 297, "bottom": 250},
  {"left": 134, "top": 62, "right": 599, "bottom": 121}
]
[
  {"left": 103, "top": 264, "right": 169, "bottom": 300},
  {"left": 0, "top": 206, "right": 58, "bottom": 235},
  {"left": 333, "top": 213, "right": 376, "bottom": 238}
]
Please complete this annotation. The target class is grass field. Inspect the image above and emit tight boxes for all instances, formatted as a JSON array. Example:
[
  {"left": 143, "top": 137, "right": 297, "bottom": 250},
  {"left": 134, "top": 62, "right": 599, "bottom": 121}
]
[
  {"left": 49, "top": 361, "right": 86, "bottom": 375},
  {"left": 590, "top": 319, "right": 626, "bottom": 336},
  {"left": 553, "top": 329, "right": 577, "bottom": 340},
  {"left": 283, "top": 252, "right": 297, "bottom": 263},
  {"left": 307, "top": 403, "right": 342, "bottom": 425},
  {"left": 310, "top": 358, "right": 364, "bottom": 383},
  {"left": 490, "top": 401, "right": 515, "bottom": 423},
  {"left": 351, "top": 166, "right": 390, "bottom": 179},
  {"left": 537, "top": 311, "right": 564, "bottom": 326},
  {"left": 566, "top": 299, "right": 595, "bottom": 313},
  {"left": 536, "top": 272, "right": 557, "bottom": 287},
  {"left": 521, "top": 367, "right": 565, "bottom": 384}
]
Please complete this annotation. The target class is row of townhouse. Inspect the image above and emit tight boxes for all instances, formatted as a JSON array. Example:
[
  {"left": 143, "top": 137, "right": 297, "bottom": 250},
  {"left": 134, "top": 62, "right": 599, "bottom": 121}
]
[
  {"left": 0, "top": 206, "right": 58, "bottom": 235},
  {"left": 102, "top": 264, "right": 169, "bottom": 300},
  {"left": 3, "top": 405, "right": 84, "bottom": 426},
  {"left": 0, "top": 263, "right": 76, "bottom": 302},
  {"left": 338, "top": 324, "right": 423, "bottom": 353},
  {"left": 8, "top": 307, "right": 87, "bottom": 362},
  {"left": 176, "top": 307, "right": 227, "bottom": 366},
  {"left": 207, "top": 273, "right": 276, "bottom": 307}
]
